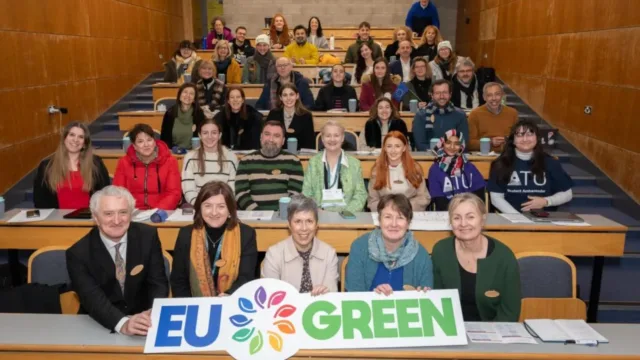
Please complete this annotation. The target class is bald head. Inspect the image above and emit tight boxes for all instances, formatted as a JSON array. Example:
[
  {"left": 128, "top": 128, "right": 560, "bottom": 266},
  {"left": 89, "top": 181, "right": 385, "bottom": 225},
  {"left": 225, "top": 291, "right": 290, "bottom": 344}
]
[{"left": 276, "top": 57, "right": 293, "bottom": 78}]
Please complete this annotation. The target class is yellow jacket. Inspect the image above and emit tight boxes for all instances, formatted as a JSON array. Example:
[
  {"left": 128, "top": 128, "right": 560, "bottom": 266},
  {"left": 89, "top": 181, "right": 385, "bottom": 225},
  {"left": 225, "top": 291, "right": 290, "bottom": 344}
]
[
  {"left": 284, "top": 42, "right": 319, "bottom": 65},
  {"left": 225, "top": 58, "right": 242, "bottom": 84}
]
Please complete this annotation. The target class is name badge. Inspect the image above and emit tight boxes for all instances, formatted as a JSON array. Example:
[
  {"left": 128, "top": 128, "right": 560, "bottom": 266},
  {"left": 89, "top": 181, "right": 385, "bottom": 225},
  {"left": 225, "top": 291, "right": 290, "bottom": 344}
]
[{"left": 322, "top": 188, "right": 346, "bottom": 208}]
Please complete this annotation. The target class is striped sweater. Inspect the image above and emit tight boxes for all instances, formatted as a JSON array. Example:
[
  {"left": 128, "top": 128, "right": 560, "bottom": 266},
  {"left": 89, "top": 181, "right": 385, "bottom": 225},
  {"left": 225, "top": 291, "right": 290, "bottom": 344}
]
[
  {"left": 235, "top": 150, "right": 304, "bottom": 210},
  {"left": 181, "top": 147, "right": 239, "bottom": 204}
]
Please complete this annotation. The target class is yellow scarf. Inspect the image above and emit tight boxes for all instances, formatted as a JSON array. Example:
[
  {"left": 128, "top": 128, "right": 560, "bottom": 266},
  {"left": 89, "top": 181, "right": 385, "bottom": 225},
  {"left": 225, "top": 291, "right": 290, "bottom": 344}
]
[{"left": 189, "top": 225, "right": 241, "bottom": 296}]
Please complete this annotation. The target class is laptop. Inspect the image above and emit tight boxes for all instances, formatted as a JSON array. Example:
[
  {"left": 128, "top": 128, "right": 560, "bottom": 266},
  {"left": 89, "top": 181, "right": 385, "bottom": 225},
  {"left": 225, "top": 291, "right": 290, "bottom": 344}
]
[
  {"left": 63, "top": 208, "right": 93, "bottom": 219},
  {"left": 523, "top": 211, "right": 584, "bottom": 223}
]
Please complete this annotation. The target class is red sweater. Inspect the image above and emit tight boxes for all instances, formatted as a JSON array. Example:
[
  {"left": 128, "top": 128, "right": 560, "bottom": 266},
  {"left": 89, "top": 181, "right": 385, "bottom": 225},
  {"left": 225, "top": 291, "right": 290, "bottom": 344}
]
[
  {"left": 359, "top": 82, "right": 399, "bottom": 111},
  {"left": 112, "top": 141, "right": 181, "bottom": 210},
  {"left": 57, "top": 171, "right": 90, "bottom": 209}
]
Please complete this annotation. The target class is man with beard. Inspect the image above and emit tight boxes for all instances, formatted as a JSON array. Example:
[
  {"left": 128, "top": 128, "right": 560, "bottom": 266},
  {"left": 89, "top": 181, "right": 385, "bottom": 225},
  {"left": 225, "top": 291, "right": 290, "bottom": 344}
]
[
  {"left": 451, "top": 57, "right": 485, "bottom": 111},
  {"left": 468, "top": 82, "right": 518, "bottom": 152},
  {"left": 284, "top": 25, "right": 319, "bottom": 65},
  {"left": 231, "top": 26, "right": 255, "bottom": 65},
  {"left": 235, "top": 120, "right": 304, "bottom": 210}
]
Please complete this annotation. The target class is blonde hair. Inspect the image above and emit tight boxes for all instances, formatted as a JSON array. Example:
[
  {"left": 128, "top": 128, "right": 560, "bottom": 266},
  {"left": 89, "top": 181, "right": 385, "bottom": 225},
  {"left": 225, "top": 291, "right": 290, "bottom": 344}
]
[
  {"left": 447, "top": 193, "right": 487, "bottom": 220},
  {"left": 321, "top": 120, "right": 345, "bottom": 136},
  {"left": 393, "top": 26, "right": 413, "bottom": 44},
  {"left": 44, "top": 122, "right": 97, "bottom": 192},
  {"left": 212, "top": 40, "right": 233, "bottom": 61},
  {"left": 420, "top": 25, "right": 443, "bottom": 46}
]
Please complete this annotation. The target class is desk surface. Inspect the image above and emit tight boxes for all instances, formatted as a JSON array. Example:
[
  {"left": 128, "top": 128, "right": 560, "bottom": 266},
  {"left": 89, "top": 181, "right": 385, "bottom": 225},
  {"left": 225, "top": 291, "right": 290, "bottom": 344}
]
[{"left": 0, "top": 314, "right": 638, "bottom": 359}]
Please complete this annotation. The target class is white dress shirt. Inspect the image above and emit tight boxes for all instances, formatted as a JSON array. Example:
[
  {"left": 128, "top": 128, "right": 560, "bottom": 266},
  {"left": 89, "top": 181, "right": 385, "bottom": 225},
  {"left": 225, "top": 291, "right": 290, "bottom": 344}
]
[{"left": 99, "top": 232, "right": 129, "bottom": 334}]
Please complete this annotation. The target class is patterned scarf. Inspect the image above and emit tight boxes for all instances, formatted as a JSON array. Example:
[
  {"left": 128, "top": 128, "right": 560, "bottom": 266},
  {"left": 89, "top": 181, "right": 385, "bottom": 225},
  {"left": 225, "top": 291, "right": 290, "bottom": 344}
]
[
  {"left": 424, "top": 100, "right": 456, "bottom": 116},
  {"left": 188, "top": 225, "right": 241, "bottom": 296},
  {"left": 454, "top": 75, "right": 478, "bottom": 109},
  {"left": 367, "top": 228, "right": 419, "bottom": 271},
  {"left": 435, "top": 129, "right": 468, "bottom": 176},
  {"left": 298, "top": 249, "right": 313, "bottom": 293}
]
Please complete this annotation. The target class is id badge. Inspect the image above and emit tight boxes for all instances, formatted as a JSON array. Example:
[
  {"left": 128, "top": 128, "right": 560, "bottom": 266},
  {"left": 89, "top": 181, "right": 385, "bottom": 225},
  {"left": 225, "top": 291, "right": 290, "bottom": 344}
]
[{"left": 322, "top": 188, "right": 346, "bottom": 207}]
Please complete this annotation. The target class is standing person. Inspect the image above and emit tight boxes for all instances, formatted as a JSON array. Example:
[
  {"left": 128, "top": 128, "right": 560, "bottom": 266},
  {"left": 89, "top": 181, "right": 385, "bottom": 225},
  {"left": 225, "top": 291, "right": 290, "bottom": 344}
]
[
  {"left": 400, "top": 57, "right": 432, "bottom": 111},
  {"left": 412, "top": 79, "right": 469, "bottom": 151},
  {"left": 235, "top": 120, "right": 304, "bottom": 211},
  {"left": 405, "top": 0, "right": 440, "bottom": 37},
  {"left": 359, "top": 58, "right": 400, "bottom": 111},
  {"left": 33, "top": 122, "right": 110, "bottom": 209},
  {"left": 429, "top": 41, "right": 461, "bottom": 81},
  {"left": 488, "top": 120, "right": 573, "bottom": 214},
  {"left": 195, "top": 60, "right": 226, "bottom": 115},
  {"left": 242, "top": 34, "right": 276, "bottom": 84},
  {"left": 452, "top": 57, "right": 485, "bottom": 111},
  {"left": 367, "top": 132, "right": 430, "bottom": 211},
  {"left": 212, "top": 40, "right": 242, "bottom": 84},
  {"left": 284, "top": 25, "right": 320, "bottom": 65},
  {"left": 389, "top": 40, "right": 415, "bottom": 82},
  {"left": 66, "top": 186, "right": 169, "bottom": 333},
  {"left": 160, "top": 82, "right": 205, "bottom": 149},
  {"left": 384, "top": 26, "right": 414, "bottom": 62},
  {"left": 414, "top": 25, "right": 442, "bottom": 61},
  {"left": 307, "top": 16, "right": 329, "bottom": 49},
  {"left": 163, "top": 40, "right": 200, "bottom": 83},
  {"left": 266, "top": 83, "right": 315, "bottom": 150},
  {"left": 214, "top": 87, "right": 263, "bottom": 150},
  {"left": 432, "top": 193, "right": 521, "bottom": 322},
  {"left": 358, "top": 98, "right": 408, "bottom": 150},
  {"left": 255, "top": 57, "right": 314, "bottom": 110},
  {"left": 351, "top": 42, "right": 375, "bottom": 85},
  {"left": 206, "top": 16, "right": 234, "bottom": 49},
  {"left": 231, "top": 26, "right": 255, "bottom": 65},
  {"left": 269, "top": 13, "right": 291, "bottom": 49},
  {"left": 468, "top": 83, "right": 518, "bottom": 152},
  {"left": 314, "top": 64, "right": 359, "bottom": 111},
  {"left": 428, "top": 130, "right": 486, "bottom": 211},
  {"left": 113, "top": 124, "right": 182, "bottom": 210},
  {"left": 171, "top": 182, "right": 258, "bottom": 297},
  {"left": 182, "top": 118, "right": 239, "bottom": 205},
  {"left": 344, "top": 22, "right": 383, "bottom": 64}
]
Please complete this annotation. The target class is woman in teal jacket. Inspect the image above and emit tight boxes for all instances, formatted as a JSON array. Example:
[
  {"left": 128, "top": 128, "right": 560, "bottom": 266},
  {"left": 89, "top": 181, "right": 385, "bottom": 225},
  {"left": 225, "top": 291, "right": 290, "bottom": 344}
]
[{"left": 302, "top": 121, "right": 367, "bottom": 213}]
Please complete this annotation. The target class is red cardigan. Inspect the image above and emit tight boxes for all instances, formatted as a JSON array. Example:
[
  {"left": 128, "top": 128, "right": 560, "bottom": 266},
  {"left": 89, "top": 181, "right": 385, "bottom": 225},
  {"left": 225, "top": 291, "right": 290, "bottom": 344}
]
[{"left": 358, "top": 82, "right": 399, "bottom": 111}]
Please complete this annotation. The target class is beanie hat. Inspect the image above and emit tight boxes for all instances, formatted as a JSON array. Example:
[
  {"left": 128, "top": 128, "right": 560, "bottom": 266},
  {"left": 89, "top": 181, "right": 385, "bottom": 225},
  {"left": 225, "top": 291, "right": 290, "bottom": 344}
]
[
  {"left": 256, "top": 34, "right": 270, "bottom": 45},
  {"left": 437, "top": 40, "right": 452, "bottom": 52}
]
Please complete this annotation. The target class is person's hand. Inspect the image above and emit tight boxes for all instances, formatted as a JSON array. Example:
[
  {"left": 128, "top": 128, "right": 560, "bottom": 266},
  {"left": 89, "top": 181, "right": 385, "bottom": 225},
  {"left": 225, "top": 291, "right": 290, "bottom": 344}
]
[
  {"left": 121, "top": 310, "right": 152, "bottom": 336},
  {"left": 273, "top": 44, "right": 283, "bottom": 49},
  {"left": 491, "top": 136, "right": 505, "bottom": 147},
  {"left": 218, "top": 292, "right": 229, "bottom": 297},
  {"left": 211, "top": 38, "right": 218, "bottom": 46},
  {"left": 374, "top": 284, "right": 393, "bottom": 296},
  {"left": 298, "top": 58, "right": 306, "bottom": 64},
  {"left": 418, "top": 101, "right": 427, "bottom": 109},
  {"left": 416, "top": 286, "right": 431, "bottom": 292},
  {"left": 310, "top": 285, "right": 329, "bottom": 296},
  {"left": 521, "top": 196, "right": 548, "bottom": 212}
]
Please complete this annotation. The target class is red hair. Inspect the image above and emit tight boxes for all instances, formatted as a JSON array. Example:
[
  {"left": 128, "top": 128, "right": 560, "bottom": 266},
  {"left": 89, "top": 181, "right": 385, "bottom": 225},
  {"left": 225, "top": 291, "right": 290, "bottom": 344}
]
[
  {"left": 373, "top": 131, "right": 424, "bottom": 190},
  {"left": 269, "top": 13, "right": 290, "bottom": 46}
]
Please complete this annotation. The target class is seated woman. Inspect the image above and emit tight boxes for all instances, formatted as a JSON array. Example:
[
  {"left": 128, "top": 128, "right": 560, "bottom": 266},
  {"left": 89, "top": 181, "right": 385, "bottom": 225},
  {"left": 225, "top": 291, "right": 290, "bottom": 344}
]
[
  {"left": 269, "top": 13, "right": 291, "bottom": 49},
  {"left": 367, "top": 131, "right": 430, "bottom": 211},
  {"left": 160, "top": 82, "right": 205, "bottom": 149},
  {"left": 182, "top": 118, "right": 239, "bottom": 205},
  {"left": 428, "top": 130, "right": 486, "bottom": 211},
  {"left": 266, "top": 83, "right": 315, "bottom": 150},
  {"left": 413, "top": 25, "right": 442, "bottom": 62},
  {"left": 384, "top": 26, "right": 414, "bottom": 62},
  {"left": 206, "top": 16, "right": 234, "bottom": 49},
  {"left": 429, "top": 41, "right": 462, "bottom": 81},
  {"left": 346, "top": 193, "right": 433, "bottom": 294},
  {"left": 432, "top": 193, "right": 521, "bottom": 321},
  {"left": 195, "top": 60, "right": 226, "bottom": 116},
  {"left": 489, "top": 120, "right": 573, "bottom": 213},
  {"left": 214, "top": 87, "right": 263, "bottom": 150},
  {"left": 351, "top": 42, "right": 374, "bottom": 85},
  {"left": 307, "top": 16, "right": 329, "bottom": 49},
  {"left": 33, "top": 122, "right": 109, "bottom": 209},
  {"left": 314, "top": 64, "right": 359, "bottom": 111},
  {"left": 359, "top": 58, "right": 401, "bottom": 111},
  {"left": 113, "top": 124, "right": 181, "bottom": 210},
  {"left": 212, "top": 40, "right": 242, "bottom": 84},
  {"left": 400, "top": 57, "right": 432, "bottom": 111},
  {"left": 171, "top": 181, "right": 258, "bottom": 297},
  {"left": 302, "top": 121, "right": 367, "bottom": 212},
  {"left": 358, "top": 97, "right": 408, "bottom": 150},
  {"left": 163, "top": 40, "right": 200, "bottom": 83},
  {"left": 242, "top": 34, "right": 276, "bottom": 84},
  {"left": 262, "top": 195, "right": 339, "bottom": 295}
]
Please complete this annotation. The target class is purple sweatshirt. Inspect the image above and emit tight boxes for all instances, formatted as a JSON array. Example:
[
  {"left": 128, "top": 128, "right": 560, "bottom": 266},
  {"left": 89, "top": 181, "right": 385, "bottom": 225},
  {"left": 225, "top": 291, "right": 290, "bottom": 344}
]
[{"left": 428, "top": 161, "right": 486, "bottom": 199}]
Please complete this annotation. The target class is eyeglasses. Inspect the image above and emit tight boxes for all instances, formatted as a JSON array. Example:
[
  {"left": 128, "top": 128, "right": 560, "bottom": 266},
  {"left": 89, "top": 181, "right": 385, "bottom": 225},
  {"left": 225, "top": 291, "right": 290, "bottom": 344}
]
[
  {"left": 433, "top": 91, "right": 450, "bottom": 96},
  {"left": 515, "top": 131, "right": 536, "bottom": 138},
  {"left": 276, "top": 64, "right": 290, "bottom": 69}
]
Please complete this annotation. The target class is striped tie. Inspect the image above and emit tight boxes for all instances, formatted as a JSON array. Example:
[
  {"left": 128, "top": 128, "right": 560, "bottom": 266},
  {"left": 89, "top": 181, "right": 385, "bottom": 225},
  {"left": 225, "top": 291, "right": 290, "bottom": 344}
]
[{"left": 114, "top": 243, "right": 125, "bottom": 294}]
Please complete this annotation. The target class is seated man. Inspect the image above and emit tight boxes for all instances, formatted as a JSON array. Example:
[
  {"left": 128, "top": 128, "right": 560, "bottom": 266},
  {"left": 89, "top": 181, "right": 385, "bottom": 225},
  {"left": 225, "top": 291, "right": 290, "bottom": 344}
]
[
  {"left": 235, "top": 120, "right": 304, "bottom": 210},
  {"left": 284, "top": 25, "right": 319, "bottom": 65},
  {"left": 255, "top": 57, "right": 314, "bottom": 110},
  {"left": 389, "top": 40, "right": 414, "bottom": 82},
  {"left": 231, "top": 26, "right": 255, "bottom": 64},
  {"left": 451, "top": 57, "right": 485, "bottom": 111},
  {"left": 468, "top": 82, "right": 518, "bottom": 152},
  {"left": 66, "top": 186, "right": 168, "bottom": 334},
  {"left": 344, "top": 22, "right": 383, "bottom": 64}
]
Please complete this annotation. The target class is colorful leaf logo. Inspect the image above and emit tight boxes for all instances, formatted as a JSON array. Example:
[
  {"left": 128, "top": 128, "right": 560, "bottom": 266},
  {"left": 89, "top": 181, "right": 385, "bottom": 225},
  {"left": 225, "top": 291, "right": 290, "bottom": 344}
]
[
  {"left": 274, "top": 304, "right": 296, "bottom": 318},
  {"left": 267, "top": 330, "right": 283, "bottom": 352},
  {"left": 255, "top": 286, "right": 267, "bottom": 309},
  {"left": 232, "top": 327, "right": 255, "bottom": 342},
  {"left": 267, "top": 291, "right": 286, "bottom": 308},
  {"left": 273, "top": 320, "right": 295, "bottom": 334},
  {"left": 238, "top": 297, "right": 256, "bottom": 313},
  {"left": 229, "top": 314, "right": 252, "bottom": 327},
  {"left": 249, "top": 330, "right": 263, "bottom": 355}
]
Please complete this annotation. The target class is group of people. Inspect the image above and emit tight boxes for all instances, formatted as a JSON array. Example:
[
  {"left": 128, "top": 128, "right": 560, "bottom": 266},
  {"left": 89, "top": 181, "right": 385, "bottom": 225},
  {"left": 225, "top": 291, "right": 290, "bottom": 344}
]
[{"left": 67, "top": 182, "right": 520, "bottom": 335}]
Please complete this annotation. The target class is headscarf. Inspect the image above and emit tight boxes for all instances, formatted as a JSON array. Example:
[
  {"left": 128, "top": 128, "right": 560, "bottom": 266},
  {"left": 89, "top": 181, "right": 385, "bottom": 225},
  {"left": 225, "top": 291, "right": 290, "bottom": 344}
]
[{"left": 434, "top": 129, "right": 467, "bottom": 177}]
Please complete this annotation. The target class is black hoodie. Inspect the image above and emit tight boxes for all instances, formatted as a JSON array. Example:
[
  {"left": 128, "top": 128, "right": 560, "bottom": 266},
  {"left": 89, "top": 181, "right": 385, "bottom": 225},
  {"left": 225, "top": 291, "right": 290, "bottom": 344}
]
[{"left": 232, "top": 39, "right": 255, "bottom": 62}]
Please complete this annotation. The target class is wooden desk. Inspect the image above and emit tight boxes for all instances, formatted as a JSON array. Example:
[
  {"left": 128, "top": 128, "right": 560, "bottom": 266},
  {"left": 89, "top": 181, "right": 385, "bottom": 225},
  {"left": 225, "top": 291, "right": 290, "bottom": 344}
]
[
  {"left": 201, "top": 49, "right": 348, "bottom": 62},
  {"left": 1, "top": 314, "right": 639, "bottom": 359},
  {"left": 261, "top": 27, "right": 403, "bottom": 39},
  {"left": 94, "top": 150, "right": 494, "bottom": 180},
  {"left": 117, "top": 110, "right": 415, "bottom": 132},
  {"left": 203, "top": 37, "right": 393, "bottom": 50}
]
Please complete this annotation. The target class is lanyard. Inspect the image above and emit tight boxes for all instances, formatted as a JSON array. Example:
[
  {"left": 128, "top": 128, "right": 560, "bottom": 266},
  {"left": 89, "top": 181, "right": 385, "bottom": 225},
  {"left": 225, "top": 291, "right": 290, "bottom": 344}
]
[
  {"left": 205, "top": 233, "right": 224, "bottom": 278},
  {"left": 324, "top": 152, "right": 342, "bottom": 189}
]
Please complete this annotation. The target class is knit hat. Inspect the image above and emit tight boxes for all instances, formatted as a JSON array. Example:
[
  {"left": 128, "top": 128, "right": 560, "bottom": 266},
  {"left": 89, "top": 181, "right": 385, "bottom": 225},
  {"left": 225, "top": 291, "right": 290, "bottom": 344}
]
[
  {"left": 256, "top": 34, "right": 270, "bottom": 45},
  {"left": 437, "top": 40, "right": 452, "bottom": 52}
]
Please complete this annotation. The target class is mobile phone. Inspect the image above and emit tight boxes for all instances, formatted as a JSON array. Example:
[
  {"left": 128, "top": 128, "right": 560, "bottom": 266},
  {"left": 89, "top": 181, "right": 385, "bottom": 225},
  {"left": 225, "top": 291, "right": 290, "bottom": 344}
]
[
  {"left": 339, "top": 210, "right": 356, "bottom": 220},
  {"left": 531, "top": 210, "right": 549, "bottom": 218},
  {"left": 182, "top": 208, "right": 194, "bottom": 215},
  {"left": 26, "top": 210, "right": 41, "bottom": 218}
]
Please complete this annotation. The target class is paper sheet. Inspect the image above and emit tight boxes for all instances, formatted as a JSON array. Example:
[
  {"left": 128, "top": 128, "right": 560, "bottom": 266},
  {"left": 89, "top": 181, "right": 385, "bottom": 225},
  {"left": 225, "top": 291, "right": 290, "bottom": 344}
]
[
  {"left": 237, "top": 211, "right": 274, "bottom": 221},
  {"left": 466, "top": 322, "right": 537, "bottom": 344},
  {"left": 166, "top": 209, "right": 194, "bottom": 222},
  {"left": 551, "top": 221, "right": 591, "bottom": 227},
  {"left": 133, "top": 209, "right": 158, "bottom": 222},
  {"left": 7, "top": 209, "right": 55, "bottom": 223},
  {"left": 371, "top": 212, "right": 451, "bottom": 231},
  {"left": 498, "top": 213, "right": 535, "bottom": 224}
]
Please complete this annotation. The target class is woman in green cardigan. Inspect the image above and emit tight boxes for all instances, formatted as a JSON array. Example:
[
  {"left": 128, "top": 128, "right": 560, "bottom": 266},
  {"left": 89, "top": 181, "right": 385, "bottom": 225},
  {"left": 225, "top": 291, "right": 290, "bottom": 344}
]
[
  {"left": 302, "top": 121, "right": 367, "bottom": 213},
  {"left": 432, "top": 193, "right": 521, "bottom": 322}
]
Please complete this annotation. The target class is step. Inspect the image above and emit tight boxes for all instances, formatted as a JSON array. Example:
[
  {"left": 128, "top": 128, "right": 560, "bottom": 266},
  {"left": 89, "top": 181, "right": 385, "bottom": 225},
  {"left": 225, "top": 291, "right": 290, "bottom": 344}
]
[
  {"left": 135, "top": 93, "right": 153, "bottom": 101},
  {"left": 562, "top": 163, "right": 597, "bottom": 186},
  {"left": 570, "top": 185, "right": 613, "bottom": 207},
  {"left": 128, "top": 100, "right": 154, "bottom": 110},
  {"left": 92, "top": 130, "right": 126, "bottom": 149}
]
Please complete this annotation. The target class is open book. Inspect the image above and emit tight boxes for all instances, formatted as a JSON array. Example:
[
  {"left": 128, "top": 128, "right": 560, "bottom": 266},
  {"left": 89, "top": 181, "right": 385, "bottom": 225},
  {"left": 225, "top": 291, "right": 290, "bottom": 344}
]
[{"left": 524, "top": 319, "right": 608, "bottom": 343}]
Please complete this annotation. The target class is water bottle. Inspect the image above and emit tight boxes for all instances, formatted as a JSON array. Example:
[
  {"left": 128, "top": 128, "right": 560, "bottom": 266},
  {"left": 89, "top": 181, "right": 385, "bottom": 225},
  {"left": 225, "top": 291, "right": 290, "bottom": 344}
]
[
  {"left": 0, "top": 196, "right": 5, "bottom": 219},
  {"left": 329, "top": 34, "right": 335, "bottom": 50},
  {"left": 201, "top": 36, "right": 207, "bottom": 50},
  {"left": 151, "top": 209, "right": 169, "bottom": 223}
]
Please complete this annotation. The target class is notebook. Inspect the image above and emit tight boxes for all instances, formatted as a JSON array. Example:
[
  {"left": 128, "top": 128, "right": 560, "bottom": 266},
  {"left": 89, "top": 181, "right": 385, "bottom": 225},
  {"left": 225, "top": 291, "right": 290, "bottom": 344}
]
[
  {"left": 63, "top": 208, "right": 92, "bottom": 219},
  {"left": 522, "top": 211, "right": 584, "bottom": 223},
  {"left": 524, "top": 319, "right": 608, "bottom": 343}
]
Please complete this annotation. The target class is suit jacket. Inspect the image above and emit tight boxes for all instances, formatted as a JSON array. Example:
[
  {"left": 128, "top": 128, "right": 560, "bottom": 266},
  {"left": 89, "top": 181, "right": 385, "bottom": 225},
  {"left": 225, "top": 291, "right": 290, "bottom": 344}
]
[{"left": 66, "top": 222, "right": 169, "bottom": 331}]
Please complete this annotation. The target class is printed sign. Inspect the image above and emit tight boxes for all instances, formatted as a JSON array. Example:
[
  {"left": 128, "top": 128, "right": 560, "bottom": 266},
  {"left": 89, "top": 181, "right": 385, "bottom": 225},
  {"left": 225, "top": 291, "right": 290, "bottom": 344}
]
[{"left": 145, "top": 279, "right": 467, "bottom": 359}]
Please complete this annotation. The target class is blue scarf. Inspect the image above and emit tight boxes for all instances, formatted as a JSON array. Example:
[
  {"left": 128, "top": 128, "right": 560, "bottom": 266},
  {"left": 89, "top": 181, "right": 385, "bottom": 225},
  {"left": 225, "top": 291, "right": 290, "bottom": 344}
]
[{"left": 367, "top": 228, "right": 419, "bottom": 270}]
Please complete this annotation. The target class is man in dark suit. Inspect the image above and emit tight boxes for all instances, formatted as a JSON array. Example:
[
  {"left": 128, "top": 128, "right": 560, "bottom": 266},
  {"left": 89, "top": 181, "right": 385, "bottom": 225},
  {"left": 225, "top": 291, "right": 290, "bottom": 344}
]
[{"left": 66, "top": 186, "right": 168, "bottom": 335}]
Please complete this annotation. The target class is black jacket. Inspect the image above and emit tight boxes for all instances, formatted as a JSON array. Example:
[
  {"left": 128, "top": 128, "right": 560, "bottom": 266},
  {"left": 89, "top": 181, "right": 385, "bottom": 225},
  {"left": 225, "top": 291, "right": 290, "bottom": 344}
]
[
  {"left": 215, "top": 105, "right": 263, "bottom": 151},
  {"left": 266, "top": 108, "right": 316, "bottom": 150},
  {"left": 414, "top": 43, "right": 438, "bottom": 62},
  {"left": 160, "top": 105, "right": 205, "bottom": 149},
  {"left": 384, "top": 40, "right": 415, "bottom": 62},
  {"left": 66, "top": 223, "right": 169, "bottom": 331},
  {"left": 364, "top": 118, "right": 409, "bottom": 148},
  {"left": 33, "top": 155, "right": 110, "bottom": 209},
  {"left": 232, "top": 39, "right": 255, "bottom": 60},
  {"left": 313, "top": 83, "right": 359, "bottom": 111},
  {"left": 451, "top": 75, "right": 486, "bottom": 110},
  {"left": 170, "top": 223, "right": 258, "bottom": 297}
]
